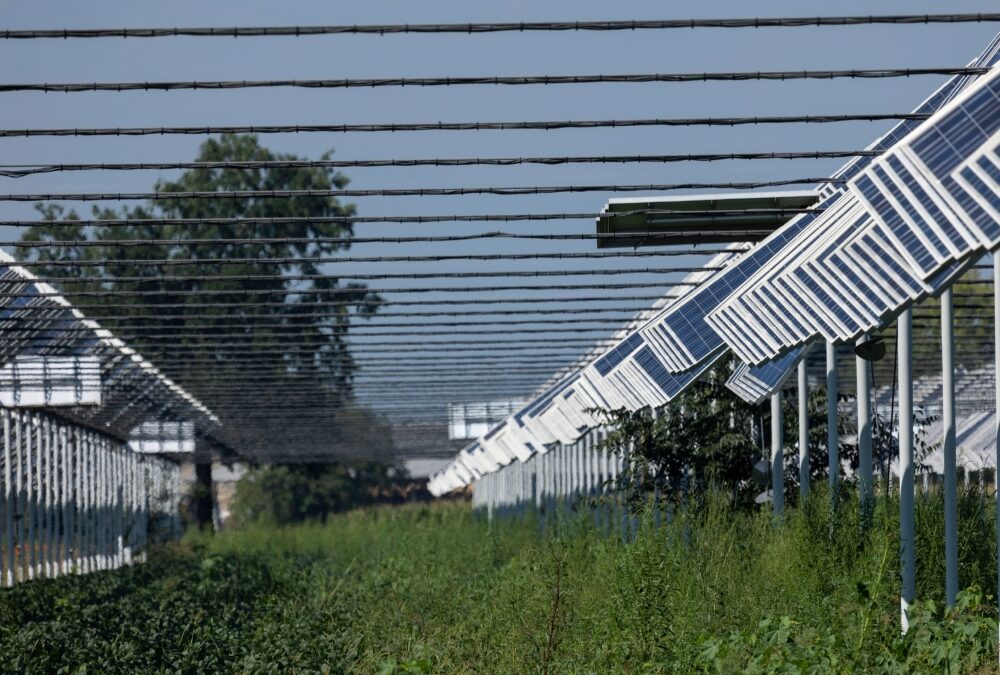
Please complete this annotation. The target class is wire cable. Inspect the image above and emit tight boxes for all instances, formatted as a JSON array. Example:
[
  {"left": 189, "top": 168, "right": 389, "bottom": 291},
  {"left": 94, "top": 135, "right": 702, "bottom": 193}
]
[
  {"left": 0, "top": 207, "right": 821, "bottom": 227},
  {"left": 1, "top": 68, "right": 986, "bottom": 94},
  {"left": 1, "top": 251, "right": 729, "bottom": 268},
  {"left": 0, "top": 113, "right": 933, "bottom": 138},
  {"left": 0, "top": 177, "right": 837, "bottom": 200},
  {"left": 0, "top": 231, "right": 768, "bottom": 247},
  {"left": 4, "top": 14, "right": 997, "bottom": 39},
  {"left": 0, "top": 150, "right": 879, "bottom": 176}
]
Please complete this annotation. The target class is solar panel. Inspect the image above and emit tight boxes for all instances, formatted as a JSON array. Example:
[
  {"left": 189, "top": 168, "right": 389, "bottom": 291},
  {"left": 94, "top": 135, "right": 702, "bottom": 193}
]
[
  {"left": 709, "top": 65, "right": 1000, "bottom": 366},
  {"left": 726, "top": 345, "right": 810, "bottom": 405}
]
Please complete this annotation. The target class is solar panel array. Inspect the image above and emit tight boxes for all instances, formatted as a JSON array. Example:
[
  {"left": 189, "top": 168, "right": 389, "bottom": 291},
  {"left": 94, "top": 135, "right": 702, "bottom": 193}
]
[
  {"left": 431, "top": 30, "right": 1000, "bottom": 495},
  {"left": 709, "top": 63, "right": 1000, "bottom": 369}
]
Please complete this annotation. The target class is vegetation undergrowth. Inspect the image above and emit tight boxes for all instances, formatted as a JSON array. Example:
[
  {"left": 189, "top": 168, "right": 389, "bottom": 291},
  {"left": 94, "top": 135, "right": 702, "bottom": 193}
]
[{"left": 1, "top": 491, "right": 997, "bottom": 674}]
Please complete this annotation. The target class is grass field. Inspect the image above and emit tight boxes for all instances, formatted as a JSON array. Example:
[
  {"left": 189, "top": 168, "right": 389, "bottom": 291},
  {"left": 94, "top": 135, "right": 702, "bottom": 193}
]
[{"left": 1, "top": 492, "right": 998, "bottom": 673}]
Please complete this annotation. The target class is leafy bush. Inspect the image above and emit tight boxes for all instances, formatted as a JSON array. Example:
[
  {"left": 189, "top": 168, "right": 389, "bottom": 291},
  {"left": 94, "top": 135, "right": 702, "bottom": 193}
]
[
  {"left": 230, "top": 461, "right": 413, "bottom": 526},
  {"left": 1, "top": 495, "right": 997, "bottom": 673}
]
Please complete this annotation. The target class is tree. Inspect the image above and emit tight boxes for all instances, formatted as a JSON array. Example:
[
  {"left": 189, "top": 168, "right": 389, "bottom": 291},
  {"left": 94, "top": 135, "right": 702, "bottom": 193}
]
[
  {"left": 18, "top": 136, "right": 387, "bottom": 524},
  {"left": 19, "top": 135, "right": 380, "bottom": 390}
]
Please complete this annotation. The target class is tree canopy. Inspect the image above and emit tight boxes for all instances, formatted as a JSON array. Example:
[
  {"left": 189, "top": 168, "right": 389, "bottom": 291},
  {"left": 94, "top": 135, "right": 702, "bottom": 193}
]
[{"left": 18, "top": 135, "right": 386, "bottom": 458}]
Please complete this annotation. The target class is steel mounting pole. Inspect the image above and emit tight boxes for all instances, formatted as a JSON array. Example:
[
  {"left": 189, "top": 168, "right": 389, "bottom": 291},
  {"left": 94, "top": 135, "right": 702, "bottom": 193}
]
[
  {"left": 898, "top": 308, "right": 915, "bottom": 633},
  {"left": 993, "top": 252, "right": 1000, "bottom": 663},
  {"left": 857, "top": 336, "right": 874, "bottom": 517},
  {"left": 798, "top": 360, "right": 810, "bottom": 498},
  {"left": 942, "top": 287, "right": 958, "bottom": 607},
  {"left": 827, "top": 342, "right": 839, "bottom": 499},
  {"left": 771, "top": 391, "right": 784, "bottom": 520}
]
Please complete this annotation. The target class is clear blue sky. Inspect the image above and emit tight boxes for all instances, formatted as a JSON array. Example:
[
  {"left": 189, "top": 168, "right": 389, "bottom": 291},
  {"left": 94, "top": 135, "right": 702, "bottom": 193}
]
[{"left": 3, "top": 2, "right": 998, "bottom": 466}]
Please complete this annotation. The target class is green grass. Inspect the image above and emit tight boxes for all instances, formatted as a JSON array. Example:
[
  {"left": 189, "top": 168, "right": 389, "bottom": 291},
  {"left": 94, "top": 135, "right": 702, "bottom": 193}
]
[{"left": 0, "top": 491, "right": 998, "bottom": 673}]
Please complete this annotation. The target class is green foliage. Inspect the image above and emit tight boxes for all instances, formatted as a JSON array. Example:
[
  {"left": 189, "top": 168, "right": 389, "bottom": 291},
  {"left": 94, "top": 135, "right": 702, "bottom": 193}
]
[
  {"left": 18, "top": 134, "right": 381, "bottom": 404},
  {"left": 2, "top": 493, "right": 998, "bottom": 673},
  {"left": 592, "top": 358, "right": 857, "bottom": 510},
  {"left": 591, "top": 358, "right": 762, "bottom": 509},
  {"left": 230, "top": 460, "right": 412, "bottom": 526}
]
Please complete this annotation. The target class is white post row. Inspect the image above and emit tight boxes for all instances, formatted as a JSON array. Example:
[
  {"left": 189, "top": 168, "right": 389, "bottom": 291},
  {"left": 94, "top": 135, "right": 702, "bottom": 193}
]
[
  {"left": 0, "top": 408, "right": 183, "bottom": 587},
  {"left": 898, "top": 308, "right": 915, "bottom": 633}
]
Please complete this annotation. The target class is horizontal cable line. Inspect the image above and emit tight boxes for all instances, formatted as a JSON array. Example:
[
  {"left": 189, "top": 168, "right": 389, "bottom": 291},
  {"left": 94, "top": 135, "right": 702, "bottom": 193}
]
[
  {"left": 0, "top": 320, "right": 634, "bottom": 335},
  {"left": 0, "top": 177, "right": 836, "bottom": 200},
  {"left": 91, "top": 375, "right": 549, "bottom": 388},
  {"left": 45, "top": 377, "right": 548, "bottom": 390},
  {"left": 0, "top": 286, "right": 686, "bottom": 301},
  {"left": 0, "top": 231, "right": 765, "bottom": 248},
  {"left": 123, "top": 353, "right": 584, "bottom": 366},
  {"left": 0, "top": 294, "right": 676, "bottom": 310},
  {"left": 0, "top": 113, "right": 933, "bottom": 138},
  {"left": 135, "top": 339, "right": 610, "bottom": 352},
  {"left": 170, "top": 366, "right": 558, "bottom": 377},
  {"left": 6, "top": 15, "right": 998, "bottom": 38},
  {"left": 172, "top": 386, "right": 538, "bottom": 397},
  {"left": 0, "top": 150, "right": 878, "bottom": 176},
  {"left": 0, "top": 207, "right": 819, "bottom": 227},
  {"left": 10, "top": 313, "right": 990, "bottom": 341},
  {"left": 0, "top": 274, "right": 698, "bottom": 290},
  {"left": 0, "top": 306, "right": 651, "bottom": 323},
  {"left": 2, "top": 326, "right": 628, "bottom": 341},
  {"left": 1, "top": 334, "right": 614, "bottom": 347},
  {"left": 0, "top": 250, "right": 726, "bottom": 268},
  {"left": 149, "top": 368, "right": 564, "bottom": 379},
  {"left": 4, "top": 69, "right": 986, "bottom": 94}
]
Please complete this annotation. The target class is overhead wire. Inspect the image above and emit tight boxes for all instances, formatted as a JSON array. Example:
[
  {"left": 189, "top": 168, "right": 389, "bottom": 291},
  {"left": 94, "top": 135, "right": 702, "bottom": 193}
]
[
  {"left": 4, "top": 14, "right": 998, "bottom": 39},
  {"left": 0, "top": 149, "right": 880, "bottom": 176},
  {"left": 0, "top": 68, "right": 987, "bottom": 93},
  {"left": 0, "top": 231, "right": 767, "bottom": 247},
  {"left": 0, "top": 250, "right": 730, "bottom": 268},
  {"left": 0, "top": 177, "right": 838, "bottom": 200},
  {"left": 0, "top": 113, "right": 934, "bottom": 138},
  {"left": 0, "top": 207, "right": 822, "bottom": 228}
]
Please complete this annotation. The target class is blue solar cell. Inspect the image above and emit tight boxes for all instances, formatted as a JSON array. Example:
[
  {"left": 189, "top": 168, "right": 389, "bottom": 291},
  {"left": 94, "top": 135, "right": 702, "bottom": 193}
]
[
  {"left": 833, "top": 34, "right": 1000, "bottom": 183},
  {"left": 793, "top": 267, "right": 857, "bottom": 331},
  {"left": 593, "top": 332, "right": 643, "bottom": 376},
  {"left": 885, "top": 155, "right": 964, "bottom": 250},
  {"left": 746, "top": 346, "right": 803, "bottom": 389},
  {"left": 978, "top": 154, "right": 1000, "bottom": 182},
  {"left": 852, "top": 234, "right": 912, "bottom": 299},
  {"left": 653, "top": 204, "right": 828, "bottom": 371},
  {"left": 874, "top": 163, "right": 951, "bottom": 256},
  {"left": 632, "top": 345, "right": 716, "bottom": 398},
  {"left": 856, "top": 174, "right": 939, "bottom": 273},
  {"left": 927, "top": 259, "right": 969, "bottom": 293},
  {"left": 911, "top": 83, "right": 1000, "bottom": 180}
]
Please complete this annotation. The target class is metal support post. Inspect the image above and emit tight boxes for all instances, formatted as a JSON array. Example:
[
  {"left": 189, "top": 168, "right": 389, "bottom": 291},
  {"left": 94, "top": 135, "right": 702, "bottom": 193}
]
[
  {"left": 994, "top": 253, "right": 1000, "bottom": 660},
  {"left": 942, "top": 287, "right": 958, "bottom": 607},
  {"left": 771, "top": 391, "right": 784, "bottom": 519},
  {"left": 857, "top": 336, "right": 873, "bottom": 513},
  {"left": 826, "top": 342, "right": 839, "bottom": 497},
  {"left": 898, "top": 308, "right": 915, "bottom": 633},
  {"left": 798, "top": 360, "right": 810, "bottom": 497},
  {"left": 2, "top": 410, "right": 12, "bottom": 587}
]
